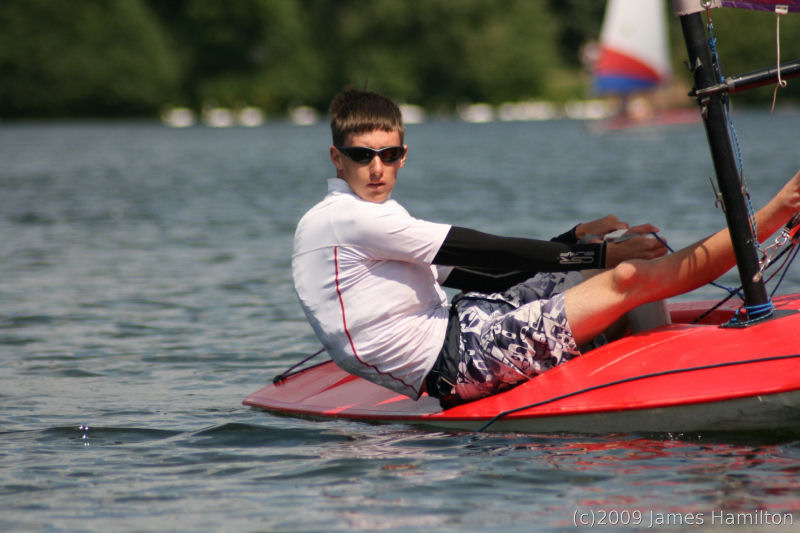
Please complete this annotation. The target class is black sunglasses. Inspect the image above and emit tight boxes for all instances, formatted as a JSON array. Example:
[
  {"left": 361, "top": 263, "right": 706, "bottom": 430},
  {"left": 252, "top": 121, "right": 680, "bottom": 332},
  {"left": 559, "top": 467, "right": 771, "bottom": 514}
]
[{"left": 336, "top": 145, "right": 406, "bottom": 164}]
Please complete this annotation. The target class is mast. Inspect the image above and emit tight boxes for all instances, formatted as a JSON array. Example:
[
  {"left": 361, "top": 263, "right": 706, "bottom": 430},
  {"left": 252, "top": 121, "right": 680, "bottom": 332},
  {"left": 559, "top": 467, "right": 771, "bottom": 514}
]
[{"left": 677, "top": 12, "right": 771, "bottom": 322}]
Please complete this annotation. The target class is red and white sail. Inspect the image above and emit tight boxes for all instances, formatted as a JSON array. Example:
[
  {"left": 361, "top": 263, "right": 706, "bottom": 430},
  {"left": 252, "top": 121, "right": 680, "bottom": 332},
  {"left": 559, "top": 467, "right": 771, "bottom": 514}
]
[{"left": 593, "top": 0, "right": 671, "bottom": 95}]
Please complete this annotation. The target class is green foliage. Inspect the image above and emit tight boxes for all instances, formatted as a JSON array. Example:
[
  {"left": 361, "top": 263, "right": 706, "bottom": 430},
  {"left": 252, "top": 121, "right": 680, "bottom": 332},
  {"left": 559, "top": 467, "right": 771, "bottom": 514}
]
[
  {"left": 169, "top": 0, "right": 327, "bottom": 113},
  {"left": 317, "top": 0, "right": 560, "bottom": 109},
  {"left": 0, "top": 0, "right": 179, "bottom": 118},
  {"left": 0, "top": 1, "right": 798, "bottom": 118},
  {"left": 547, "top": 0, "right": 606, "bottom": 66},
  {"left": 704, "top": 8, "right": 800, "bottom": 104}
]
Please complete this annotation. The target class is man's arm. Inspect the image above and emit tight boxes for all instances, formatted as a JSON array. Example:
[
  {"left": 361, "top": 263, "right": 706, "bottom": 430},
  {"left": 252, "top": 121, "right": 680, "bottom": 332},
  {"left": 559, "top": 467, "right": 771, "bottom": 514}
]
[
  {"left": 434, "top": 226, "right": 606, "bottom": 292},
  {"left": 435, "top": 217, "right": 668, "bottom": 292}
]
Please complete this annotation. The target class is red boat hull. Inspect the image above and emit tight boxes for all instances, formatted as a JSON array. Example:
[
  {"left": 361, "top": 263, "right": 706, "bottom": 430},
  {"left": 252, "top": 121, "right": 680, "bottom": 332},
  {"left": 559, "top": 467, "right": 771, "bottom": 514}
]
[
  {"left": 244, "top": 294, "right": 800, "bottom": 434},
  {"left": 592, "top": 107, "right": 701, "bottom": 132}
]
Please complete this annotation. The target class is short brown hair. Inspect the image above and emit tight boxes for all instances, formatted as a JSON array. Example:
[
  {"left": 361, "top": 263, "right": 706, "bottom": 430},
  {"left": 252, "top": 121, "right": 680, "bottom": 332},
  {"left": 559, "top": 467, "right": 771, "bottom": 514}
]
[{"left": 329, "top": 86, "right": 404, "bottom": 146}]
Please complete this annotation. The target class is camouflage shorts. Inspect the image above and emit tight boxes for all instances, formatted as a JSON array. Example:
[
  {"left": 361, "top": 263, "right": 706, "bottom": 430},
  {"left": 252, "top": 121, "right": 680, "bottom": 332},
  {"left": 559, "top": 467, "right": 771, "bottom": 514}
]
[{"left": 428, "top": 272, "right": 588, "bottom": 407}]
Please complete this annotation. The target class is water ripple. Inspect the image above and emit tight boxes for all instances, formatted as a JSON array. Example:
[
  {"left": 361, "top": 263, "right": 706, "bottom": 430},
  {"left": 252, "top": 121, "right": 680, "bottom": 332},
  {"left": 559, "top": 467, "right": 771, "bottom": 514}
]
[{"left": 2, "top": 117, "right": 800, "bottom": 531}]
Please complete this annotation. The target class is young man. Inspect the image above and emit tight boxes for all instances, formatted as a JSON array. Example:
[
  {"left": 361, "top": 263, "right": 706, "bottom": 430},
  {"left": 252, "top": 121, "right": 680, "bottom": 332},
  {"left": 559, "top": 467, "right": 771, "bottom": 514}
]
[{"left": 292, "top": 87, "right": 800, "bottom": 408}]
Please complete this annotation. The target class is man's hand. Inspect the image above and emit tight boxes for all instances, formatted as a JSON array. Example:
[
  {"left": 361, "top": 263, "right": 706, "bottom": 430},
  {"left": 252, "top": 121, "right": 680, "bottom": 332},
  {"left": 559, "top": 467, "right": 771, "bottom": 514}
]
[
  {"left": 575, "top": 215, "right": 628, "bottom": 242},
  {"left": 605, "top": 232, "right": 668, "bottom": 266},
  {"left": 576, "top": 217, "right": 662, "bottom": 242},
  {"left": 575, "top": 215, "right": 667, "bottom": 266}
]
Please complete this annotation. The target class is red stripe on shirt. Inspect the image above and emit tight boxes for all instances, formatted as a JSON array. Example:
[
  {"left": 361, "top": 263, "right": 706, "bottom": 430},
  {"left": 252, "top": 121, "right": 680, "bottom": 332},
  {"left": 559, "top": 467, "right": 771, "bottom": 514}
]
[
  {"left": 334, "top": 246, "right": 360, "bottom": 358},
  {"left": 333, "top": 246, "right": 419, "bottom": 394}
]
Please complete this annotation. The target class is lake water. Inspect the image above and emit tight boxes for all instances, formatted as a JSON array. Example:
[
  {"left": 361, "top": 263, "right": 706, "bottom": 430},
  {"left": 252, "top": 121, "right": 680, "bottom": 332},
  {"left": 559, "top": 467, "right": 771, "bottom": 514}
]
[{"left": 2, "top": 111, "right": 800, "bottom": 532}]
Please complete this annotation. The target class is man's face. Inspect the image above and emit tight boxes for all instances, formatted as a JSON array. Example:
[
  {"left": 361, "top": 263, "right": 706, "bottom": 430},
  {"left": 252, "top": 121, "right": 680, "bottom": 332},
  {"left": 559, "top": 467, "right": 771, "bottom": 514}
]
[{"left": 330, "top": 129, "right": 407, "bottom": 203}]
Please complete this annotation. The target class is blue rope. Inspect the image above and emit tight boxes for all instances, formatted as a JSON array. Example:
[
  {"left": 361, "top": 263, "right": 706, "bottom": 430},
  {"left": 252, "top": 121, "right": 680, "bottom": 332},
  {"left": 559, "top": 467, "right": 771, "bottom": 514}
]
[
  {"left": 770, "top": 244, "right": 800, "bottom": 297},
  {"left": 651, "top": 230, "right": 786, "bottom": 324},
  {"left": 728, "top": 301, "right": 775, "bottom": 325},
  {"left": 745, "top": 302, "right": 775, "bottom": 317},
  {"left": 705, "top": 10, "right": 762, "bottom": 255},
  {"left": 707, "top": 30, "right": 723, "bottom": 81},
  {"left": 651, "top": 232, "right": 743, "bottom": 300}
]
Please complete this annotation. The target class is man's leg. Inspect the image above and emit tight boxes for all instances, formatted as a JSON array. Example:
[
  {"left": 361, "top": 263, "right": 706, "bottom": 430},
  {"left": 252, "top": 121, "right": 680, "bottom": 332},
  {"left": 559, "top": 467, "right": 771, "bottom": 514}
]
[{"left": 564, "top": 170, "right": 800, "bottom": 345}]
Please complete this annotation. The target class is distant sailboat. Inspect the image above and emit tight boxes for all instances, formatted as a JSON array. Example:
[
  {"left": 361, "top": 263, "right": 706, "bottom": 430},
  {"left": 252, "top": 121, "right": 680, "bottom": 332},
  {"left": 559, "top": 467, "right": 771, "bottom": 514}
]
[{"left": 591, "top": 0, "right": 699, "bottom": 130}]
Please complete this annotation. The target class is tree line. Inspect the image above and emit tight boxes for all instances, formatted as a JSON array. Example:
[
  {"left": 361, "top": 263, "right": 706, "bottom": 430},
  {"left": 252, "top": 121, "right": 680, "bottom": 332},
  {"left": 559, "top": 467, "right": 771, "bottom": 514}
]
[{"left": 1, "top": 0, "right": 797, "bottom": 119}]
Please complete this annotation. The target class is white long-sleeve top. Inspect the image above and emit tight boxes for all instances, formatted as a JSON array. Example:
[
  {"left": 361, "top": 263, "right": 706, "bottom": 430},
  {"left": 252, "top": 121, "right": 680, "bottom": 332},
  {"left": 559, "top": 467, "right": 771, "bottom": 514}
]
[{"left": 292, "top": 179, "right": 453, "bottom": 399}]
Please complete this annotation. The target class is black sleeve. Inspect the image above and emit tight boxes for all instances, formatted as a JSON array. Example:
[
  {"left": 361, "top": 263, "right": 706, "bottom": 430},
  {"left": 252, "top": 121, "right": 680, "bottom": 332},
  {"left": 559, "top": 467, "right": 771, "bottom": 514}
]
[
  {"left": 434, "top": 226, "right": 604, "bottom": 292},
  {"left": 433, "top": 226, "right": 605, "bottom": 272},
  {"left": 440, "top": 267, "right": 538, "bottom": 292},
  {"left": 550, "top": 224, "right": 580, "bottom": 244}
]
